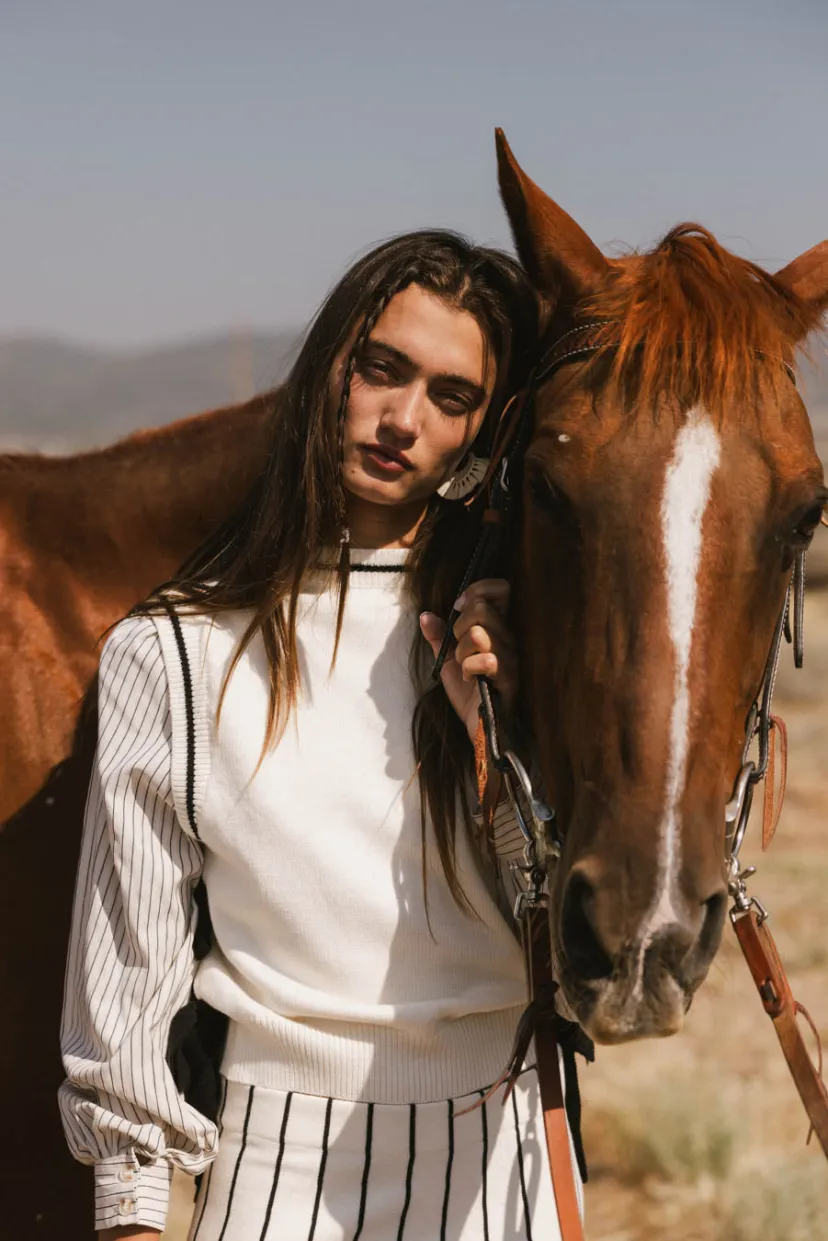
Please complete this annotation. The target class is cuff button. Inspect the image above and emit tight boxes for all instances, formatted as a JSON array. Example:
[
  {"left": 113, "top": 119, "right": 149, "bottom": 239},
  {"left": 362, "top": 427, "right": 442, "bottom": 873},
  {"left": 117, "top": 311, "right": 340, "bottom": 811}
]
[
  {"left": 119, "top": 1167, "right": 136, "bottom": 1183},
  {"left": 119, "top": 1197, "right": 137, "bottom": 1215}
]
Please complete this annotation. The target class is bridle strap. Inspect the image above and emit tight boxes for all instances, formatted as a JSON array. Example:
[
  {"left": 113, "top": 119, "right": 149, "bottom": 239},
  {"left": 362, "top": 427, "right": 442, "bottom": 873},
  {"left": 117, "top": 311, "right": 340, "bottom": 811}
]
[
  {"left": 725, "top": 546, "right": 828, "bottom": 1157},
  {"left": 464, "top": 387, "right": 532, "bottom": 506},
  {"left": 732, "top": 910, "right": 828, "bottom": 1157},
  {"left": 762, "top": 715, "right": 787, "bottom": 851},
  {"left": 471, "top": 698, "right": 588, "bottom": 1240},
  {"left": 531, "top": 924, "right": 587, "bottom": 1241},
  {"left": 727, "top": 551, "right": 805, "bottom": 865}
]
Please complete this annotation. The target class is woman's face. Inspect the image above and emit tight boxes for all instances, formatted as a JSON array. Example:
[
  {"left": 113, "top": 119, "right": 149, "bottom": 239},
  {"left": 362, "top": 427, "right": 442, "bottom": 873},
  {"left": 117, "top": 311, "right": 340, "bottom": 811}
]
[{"left": 339, "top": 284, "right": 496, "bottom": 515}]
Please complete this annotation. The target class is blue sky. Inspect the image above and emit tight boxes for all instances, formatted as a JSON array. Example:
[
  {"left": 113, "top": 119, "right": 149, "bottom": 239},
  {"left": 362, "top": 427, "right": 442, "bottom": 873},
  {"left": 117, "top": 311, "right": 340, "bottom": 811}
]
[{"left": 2, "top": 0, "right": 826, "bottom": 345}]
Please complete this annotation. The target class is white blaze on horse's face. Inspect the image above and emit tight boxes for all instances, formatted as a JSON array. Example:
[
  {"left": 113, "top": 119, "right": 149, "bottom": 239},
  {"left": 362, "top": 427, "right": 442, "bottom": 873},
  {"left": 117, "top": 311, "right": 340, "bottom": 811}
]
[{"left": 639, "top": 409, "right": 722, "bottom": 955}]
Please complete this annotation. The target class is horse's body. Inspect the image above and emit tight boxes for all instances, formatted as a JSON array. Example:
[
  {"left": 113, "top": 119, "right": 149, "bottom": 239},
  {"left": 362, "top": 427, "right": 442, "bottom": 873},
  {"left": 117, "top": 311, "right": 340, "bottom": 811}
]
[
  {"left": 0, "top": 397, "right": 272, "bottom": 1239},
  {"left": 3, "top": 139, "right": 827, "bottom": 1238},
  {"left": 0, "top": 397, "right": 272, "bottom": 824}
]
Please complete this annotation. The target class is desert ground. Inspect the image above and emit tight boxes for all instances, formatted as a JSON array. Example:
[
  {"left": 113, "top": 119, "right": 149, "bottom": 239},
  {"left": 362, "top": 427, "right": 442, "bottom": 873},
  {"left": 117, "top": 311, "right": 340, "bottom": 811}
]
[{"left": 160, "top": 556, "right": 828, "bottom": 1241}]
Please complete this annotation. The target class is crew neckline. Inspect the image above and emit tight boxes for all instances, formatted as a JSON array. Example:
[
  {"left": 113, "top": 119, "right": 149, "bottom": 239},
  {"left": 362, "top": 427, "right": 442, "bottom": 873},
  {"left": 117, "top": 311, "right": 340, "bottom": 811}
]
[
  {"left": 346, "top": 546, "right": 411, "bottom": 589},
  {"left": 302, "top": 545, "right": 412, "bottom": 593},
  {"left": 349, "top": 547, "right": 411, "bottom": 570}
]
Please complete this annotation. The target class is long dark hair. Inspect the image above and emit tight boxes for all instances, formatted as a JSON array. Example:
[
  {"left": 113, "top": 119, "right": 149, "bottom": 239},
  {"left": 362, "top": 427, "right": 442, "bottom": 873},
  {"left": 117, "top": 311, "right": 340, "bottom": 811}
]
[{"left": 138, "top": 229, "right": 539, "bottom": 906}]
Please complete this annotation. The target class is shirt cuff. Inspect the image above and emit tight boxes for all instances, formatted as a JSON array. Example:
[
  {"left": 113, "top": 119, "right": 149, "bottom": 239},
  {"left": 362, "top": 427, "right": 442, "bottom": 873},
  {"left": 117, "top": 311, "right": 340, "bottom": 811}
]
[{"left": 94, "top": 1153, "right": 173, "bottom": 1232}]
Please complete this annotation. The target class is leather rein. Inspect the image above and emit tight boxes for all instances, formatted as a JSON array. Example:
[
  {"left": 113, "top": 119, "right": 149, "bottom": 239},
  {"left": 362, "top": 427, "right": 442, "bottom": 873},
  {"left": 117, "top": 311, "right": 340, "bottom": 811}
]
[{"left": 433, "top": 323, "right": 828, "bottom": 1238}]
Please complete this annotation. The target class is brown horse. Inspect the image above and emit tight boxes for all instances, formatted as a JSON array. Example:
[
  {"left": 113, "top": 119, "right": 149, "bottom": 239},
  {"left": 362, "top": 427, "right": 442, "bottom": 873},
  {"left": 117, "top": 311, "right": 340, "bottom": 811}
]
[
  {"left": 494, "top": 130, "right": 828, "bottom": 1044},
  {"left": 0, "top": 397, "right": 272, "bottom": 1240}
]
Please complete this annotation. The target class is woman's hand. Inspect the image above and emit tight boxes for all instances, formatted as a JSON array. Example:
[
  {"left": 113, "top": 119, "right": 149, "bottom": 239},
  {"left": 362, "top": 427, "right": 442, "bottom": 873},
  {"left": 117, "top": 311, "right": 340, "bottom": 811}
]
[{"left": 419, "top": 578, "right": 518, "bottom": 745}]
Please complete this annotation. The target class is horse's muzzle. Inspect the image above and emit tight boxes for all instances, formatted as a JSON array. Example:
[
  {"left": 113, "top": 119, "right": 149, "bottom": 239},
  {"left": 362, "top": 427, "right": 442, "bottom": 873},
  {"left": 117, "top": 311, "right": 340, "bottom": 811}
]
[{"left": 553, "top": 865, "right": 727, "bottom": 1042}]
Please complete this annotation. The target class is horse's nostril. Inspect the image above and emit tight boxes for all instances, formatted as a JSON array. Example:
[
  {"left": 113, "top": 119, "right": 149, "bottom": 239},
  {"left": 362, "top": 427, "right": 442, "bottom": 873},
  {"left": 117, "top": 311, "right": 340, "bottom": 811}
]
[
  {"left": 646, "top": 892, "right": 728, "bottom": 983},
  {"left": 700, "top": 892, "right": 727, "bottom": 952},
  {"left": 560, "top": 871, "right": 614, "bottom": 982}
]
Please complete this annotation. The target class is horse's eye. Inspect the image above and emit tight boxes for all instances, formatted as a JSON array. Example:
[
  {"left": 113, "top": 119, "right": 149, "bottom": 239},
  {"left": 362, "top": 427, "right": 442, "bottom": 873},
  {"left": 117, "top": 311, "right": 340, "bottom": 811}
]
[
  {"left": 527, "top": 470, "right": 563, "bottom": 513},
  {"left": 526, "top": 469, "right": 578, "bottom": 532},
  {"left": 791, "top": 503, "right": 824, "bottom": 548}
]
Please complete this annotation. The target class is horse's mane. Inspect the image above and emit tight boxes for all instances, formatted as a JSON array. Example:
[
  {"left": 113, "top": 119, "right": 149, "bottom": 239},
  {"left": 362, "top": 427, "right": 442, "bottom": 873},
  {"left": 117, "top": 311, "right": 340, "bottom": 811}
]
[{"left": 585, "top": 224, "right": 824, "bottom": 413}]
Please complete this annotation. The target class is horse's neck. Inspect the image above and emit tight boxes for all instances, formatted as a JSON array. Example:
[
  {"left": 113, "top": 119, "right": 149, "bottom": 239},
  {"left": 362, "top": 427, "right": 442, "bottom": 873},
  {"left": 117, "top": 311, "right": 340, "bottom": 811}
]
[
  {"left": 7, "top": 395, "right": 274, "bottom": 591},
  {"left": 102, "top": 397, "right": 273, "bottom": 562}
]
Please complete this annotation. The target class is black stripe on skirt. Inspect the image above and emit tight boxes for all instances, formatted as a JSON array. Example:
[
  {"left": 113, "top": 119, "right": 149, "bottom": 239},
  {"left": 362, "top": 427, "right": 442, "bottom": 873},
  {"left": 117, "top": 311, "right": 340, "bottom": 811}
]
[
  {"left": 216, "top": 1085, "right": 255, "bottom": 1241},
  {"left": 439, "top": 1098, "right": 455, "bottom": 1241},
  {"left": 307, "top": 1096, "right": 334, "bottom": 1240},
  {"left": 511, "top": 1088, "right": 533, "bottom": 1241},
  {"left": 192, "top": 1077, "right": 229, "bottom": 1239},
  {"left": 396, "top": 1103, "right": 417, "bottom": 1240},
  {"left": 479, "top": 1089, "right": 490, "bottom": 1241},
  {"left": 352, "top": 1101, "right": 374, "bottom": 1241},
  {"left": 258, "top": 1090, "right": 293, "bottom": 1240}
]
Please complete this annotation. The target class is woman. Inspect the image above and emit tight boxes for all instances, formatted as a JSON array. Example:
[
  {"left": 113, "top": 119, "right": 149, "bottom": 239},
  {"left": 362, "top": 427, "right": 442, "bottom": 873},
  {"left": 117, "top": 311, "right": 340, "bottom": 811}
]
[{"left": 59, "top": 230, "right": 572, "bottom": 1239}]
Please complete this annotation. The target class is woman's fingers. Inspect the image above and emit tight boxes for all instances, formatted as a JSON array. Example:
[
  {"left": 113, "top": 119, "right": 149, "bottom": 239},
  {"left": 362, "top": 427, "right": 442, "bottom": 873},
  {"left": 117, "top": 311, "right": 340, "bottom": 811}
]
[
  {"left": 423, "top": 596, "right": 512, "bottom": 665},
  {"left": 419, "top": 610, "right": 447, "bottom": 658},
  {"left": 420, "top": 578, "right": 518, "bottom": 732},
  {"left": 420, "top": 598, "right": 518, "bottom": 739},
  {"left": 452, "top": 582, "right": 511, "bottom": 645},
  {"left": 453, "top": 618, "right": 509, "bottom": 660},
  {"left": 453, "top": 578, "right": 511, "bottom": 621},
  {"left": 450, "top": 579, "right": 517, "bottom": 703},
  {"left": 460, "top": 649, "right": 518, "bottom": 683},
  {"left": 459, "top": 651, "right": 500, "bottom": 682}
]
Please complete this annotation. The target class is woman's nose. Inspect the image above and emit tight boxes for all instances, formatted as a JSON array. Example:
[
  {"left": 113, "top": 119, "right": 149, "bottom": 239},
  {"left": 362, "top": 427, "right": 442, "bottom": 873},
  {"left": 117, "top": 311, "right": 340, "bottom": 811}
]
[{"left": 379, "top": 386, "right": 422, "bottom": 437}]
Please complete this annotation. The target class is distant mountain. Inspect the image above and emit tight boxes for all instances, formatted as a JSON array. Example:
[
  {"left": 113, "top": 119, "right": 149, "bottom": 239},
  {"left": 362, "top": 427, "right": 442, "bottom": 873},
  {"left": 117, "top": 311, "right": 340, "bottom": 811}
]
[
  {"left": 0, "top": 330, "right": 298, "bottom": 451},
  {"left": 0, "top": 329, "right": 826, "bottom": 453}
]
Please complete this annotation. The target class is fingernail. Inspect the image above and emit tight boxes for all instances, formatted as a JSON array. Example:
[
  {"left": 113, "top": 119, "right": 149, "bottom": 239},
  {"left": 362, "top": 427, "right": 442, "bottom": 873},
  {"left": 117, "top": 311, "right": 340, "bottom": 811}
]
[{"left": 453, "top": 594, "right": 466, "bottom": 611}]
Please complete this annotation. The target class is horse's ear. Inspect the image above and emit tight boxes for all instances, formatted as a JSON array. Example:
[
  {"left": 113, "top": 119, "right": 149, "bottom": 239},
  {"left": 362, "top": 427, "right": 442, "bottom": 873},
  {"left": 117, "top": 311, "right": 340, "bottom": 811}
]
[
  {"left": 775, "top": 240, "right": 828, "bottom": 313},
  {"left": 495, "top": 128, "right": 608, "bottom": 303}
]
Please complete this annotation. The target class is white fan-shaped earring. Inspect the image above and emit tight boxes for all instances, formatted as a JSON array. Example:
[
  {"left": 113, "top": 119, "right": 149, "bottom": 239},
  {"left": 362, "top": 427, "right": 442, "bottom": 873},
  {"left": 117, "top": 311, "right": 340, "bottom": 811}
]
[{"left": 437, "top": 453, "right": 490, "bottom": 501}]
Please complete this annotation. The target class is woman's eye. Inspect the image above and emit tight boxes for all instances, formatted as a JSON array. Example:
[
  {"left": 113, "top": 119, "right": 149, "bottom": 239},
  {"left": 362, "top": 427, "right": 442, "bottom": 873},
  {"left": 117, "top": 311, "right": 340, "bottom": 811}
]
[
  {"left": 436, "top": 392, "right": 471, "bottom": 415},
  {"left": 360, "top": 359, "right": 394, "bottom": 382}
]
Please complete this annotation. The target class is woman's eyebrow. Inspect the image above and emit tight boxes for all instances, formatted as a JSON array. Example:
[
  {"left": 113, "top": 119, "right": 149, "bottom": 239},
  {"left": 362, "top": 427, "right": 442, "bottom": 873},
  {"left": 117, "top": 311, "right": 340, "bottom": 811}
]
[{"left": 367, "top": 338, "right": 486, "bottom": 398}]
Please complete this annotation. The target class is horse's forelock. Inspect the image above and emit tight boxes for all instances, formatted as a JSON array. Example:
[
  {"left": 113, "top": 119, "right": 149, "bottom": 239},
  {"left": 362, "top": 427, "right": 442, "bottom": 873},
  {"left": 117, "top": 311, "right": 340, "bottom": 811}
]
[{"left": 580, "top": 224, "right": 822, "bottom": 416}]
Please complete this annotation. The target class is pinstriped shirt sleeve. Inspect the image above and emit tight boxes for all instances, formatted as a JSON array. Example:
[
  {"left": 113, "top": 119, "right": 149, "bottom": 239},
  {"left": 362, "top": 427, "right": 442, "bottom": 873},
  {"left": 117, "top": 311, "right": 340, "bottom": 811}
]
[{"left": 59, "top": 615, "right": 218, "bottom": 1234}]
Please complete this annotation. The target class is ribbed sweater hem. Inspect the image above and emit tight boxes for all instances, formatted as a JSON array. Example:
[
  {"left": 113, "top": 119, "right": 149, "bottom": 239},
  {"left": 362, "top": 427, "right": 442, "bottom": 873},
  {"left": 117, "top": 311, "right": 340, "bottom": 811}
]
[{"left": 220, "top": 1005, "right": 525, "bottom": 1105}]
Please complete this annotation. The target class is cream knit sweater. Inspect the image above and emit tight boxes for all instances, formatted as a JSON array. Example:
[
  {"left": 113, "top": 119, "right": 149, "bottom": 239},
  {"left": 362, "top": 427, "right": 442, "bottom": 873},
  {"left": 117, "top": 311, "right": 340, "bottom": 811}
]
[{"left": 59, "top": 548, "right": 531, "bottom": 1231}]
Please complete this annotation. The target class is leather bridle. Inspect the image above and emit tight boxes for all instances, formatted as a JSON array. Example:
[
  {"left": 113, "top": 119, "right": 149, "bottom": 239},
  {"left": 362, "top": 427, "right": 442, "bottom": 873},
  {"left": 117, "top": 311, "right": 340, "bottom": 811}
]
[
  {"left": 433, "top": 322, "right": 828, "bottom": 1238},
  {"left": 725, "top": 551, "right": 805, "bottom": 920}
]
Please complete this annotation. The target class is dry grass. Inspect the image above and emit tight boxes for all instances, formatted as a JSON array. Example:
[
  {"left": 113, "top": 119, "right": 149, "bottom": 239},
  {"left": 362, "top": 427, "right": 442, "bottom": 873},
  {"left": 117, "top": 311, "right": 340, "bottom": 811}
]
[
  {"left": 720, "top": 1155, "right": 827, "bottom": 1241},
  {"left": 585, "top": 1083, "right": 737, "bottom": 1187}
]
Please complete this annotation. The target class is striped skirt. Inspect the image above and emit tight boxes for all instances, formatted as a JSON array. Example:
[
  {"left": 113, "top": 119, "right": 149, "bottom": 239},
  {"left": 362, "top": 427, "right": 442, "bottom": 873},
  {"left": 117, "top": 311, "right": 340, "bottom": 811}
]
[{"left": 188, "top": 1069, "right": 580, "bottom": 1240}]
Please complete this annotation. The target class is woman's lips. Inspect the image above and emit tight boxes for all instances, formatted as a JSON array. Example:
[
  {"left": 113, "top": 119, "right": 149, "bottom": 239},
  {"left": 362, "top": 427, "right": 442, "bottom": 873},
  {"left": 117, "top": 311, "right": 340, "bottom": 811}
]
[{"left": 361, "top": 445, "right": 413, "bottom": 474}]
